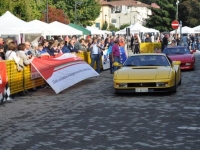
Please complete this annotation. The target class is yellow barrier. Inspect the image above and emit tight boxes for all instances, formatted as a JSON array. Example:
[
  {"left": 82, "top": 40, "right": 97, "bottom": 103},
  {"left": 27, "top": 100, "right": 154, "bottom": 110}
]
[
  {"left": 6, "top": 60, "right": 45, "bottom": 95},
  {"left": 78, "top": 52, "right": 103, "bottom": 70},
  {"left": 140, "top": 42, "right": 162, "bottom": 53}
]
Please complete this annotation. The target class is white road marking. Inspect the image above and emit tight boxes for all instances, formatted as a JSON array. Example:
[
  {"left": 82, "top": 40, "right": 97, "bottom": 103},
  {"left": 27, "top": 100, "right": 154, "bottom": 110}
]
[
  {"left": 178, "top": 127, "right": 200, "bottom": 130},
  {"left": 183, "top": 107, "right": 200, "bottom": 110}
]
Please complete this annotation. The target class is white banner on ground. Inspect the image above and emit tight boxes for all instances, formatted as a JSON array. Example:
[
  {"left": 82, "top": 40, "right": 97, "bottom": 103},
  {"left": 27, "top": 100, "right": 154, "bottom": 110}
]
[
  {"left": 101, "top": 49, "right": 110, "bottom": 70},
  {"left": 31, "top": 53, "right": 99, "bottom": 94}
]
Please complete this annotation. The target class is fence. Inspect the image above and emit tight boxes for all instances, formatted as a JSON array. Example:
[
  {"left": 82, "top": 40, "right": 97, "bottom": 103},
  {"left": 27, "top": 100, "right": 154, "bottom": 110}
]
[
  {"left": 1, "top": 52, "right": 103, "bottom": 97},
  {"left": 140, "top": 42, "right": 162, "bottom": 53}
]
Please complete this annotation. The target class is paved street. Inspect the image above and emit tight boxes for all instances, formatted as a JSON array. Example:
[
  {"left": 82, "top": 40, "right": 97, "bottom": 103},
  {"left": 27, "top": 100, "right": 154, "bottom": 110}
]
[{"left": 1, "top": 53, "right": 200, "bottom": 150}]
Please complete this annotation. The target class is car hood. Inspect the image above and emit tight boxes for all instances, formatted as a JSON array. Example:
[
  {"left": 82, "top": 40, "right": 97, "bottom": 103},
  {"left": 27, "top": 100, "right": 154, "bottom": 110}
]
[
  {"left": 168, "top": 54, "right": 193, "bottom": 62},
  {"left": 115, "top": 67, "right": 171, "bottom": 80}
]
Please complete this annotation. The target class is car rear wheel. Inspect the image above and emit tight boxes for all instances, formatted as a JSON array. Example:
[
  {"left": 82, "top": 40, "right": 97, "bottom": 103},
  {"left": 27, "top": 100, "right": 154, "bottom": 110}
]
[
  {"left": 192, "top": 65, "right": 195, "bottom": 71},
  {"left": 178, "top": 78, "right": 181, "bottom": 85},
  {"left": 171, "top": 76, "right": 177, "bottom": 93}
]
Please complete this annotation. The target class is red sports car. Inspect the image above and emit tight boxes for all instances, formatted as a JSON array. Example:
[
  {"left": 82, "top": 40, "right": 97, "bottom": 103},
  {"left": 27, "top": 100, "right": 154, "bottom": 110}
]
[{"left": 163, "top": 46, "right": 195, "bottom": 70}]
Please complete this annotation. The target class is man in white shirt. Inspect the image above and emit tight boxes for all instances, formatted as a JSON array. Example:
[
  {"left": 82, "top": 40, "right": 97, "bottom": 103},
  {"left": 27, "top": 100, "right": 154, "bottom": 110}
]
[{"left": 89, "top": 38, "right": 102, "bottom": 73}]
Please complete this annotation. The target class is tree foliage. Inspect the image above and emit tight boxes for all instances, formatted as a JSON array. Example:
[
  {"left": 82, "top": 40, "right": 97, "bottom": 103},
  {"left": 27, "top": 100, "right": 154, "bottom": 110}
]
[
  {"left": 145, "top": 0, "right": 177, "bottom": 32},
  {"left": 179, "top": 0, "right": 200, "bottom": 27},
  {"left": 119, "top": 23, "right": 130, "bottom": 30},
  {"left": 144, "top": 0, "right": 200, "bottom": 31},
  {"left": 40, "top": 6, "right": 70, "bottom": 24},
  {"left": 101, "top": 21, "right": 108, "bottom": 30},
  {"left": 56, "top": 0, "right": 101, "bottom": 26},
  {"left": 0, "top": 0, "right": 101, "bottom": 27},
  {"left": 108, "top": 24, "right": 118, "bottom": 31}
]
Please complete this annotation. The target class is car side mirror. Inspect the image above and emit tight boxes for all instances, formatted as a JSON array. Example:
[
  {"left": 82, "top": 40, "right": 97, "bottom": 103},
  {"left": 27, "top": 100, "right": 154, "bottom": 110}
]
[
  {"left": 172, "top": 61, "right": 181, "bottom": 65},
  {"left": 190, "top": 50, "right": 196, "bottom": 54},
  {"left": 113, "top": 62, "right": 123, "bottom": 67}
]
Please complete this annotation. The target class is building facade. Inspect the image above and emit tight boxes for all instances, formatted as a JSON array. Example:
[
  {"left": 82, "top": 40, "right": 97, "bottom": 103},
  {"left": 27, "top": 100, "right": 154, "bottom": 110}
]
[{"left": 94, "top": 0, "right": 159, "bottom": 29}]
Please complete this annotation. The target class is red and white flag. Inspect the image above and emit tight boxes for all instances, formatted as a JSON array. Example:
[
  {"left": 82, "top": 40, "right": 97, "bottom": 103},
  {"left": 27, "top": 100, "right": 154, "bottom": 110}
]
[{"left": 31, "top": 53, "right": 99, "bottom": 94}]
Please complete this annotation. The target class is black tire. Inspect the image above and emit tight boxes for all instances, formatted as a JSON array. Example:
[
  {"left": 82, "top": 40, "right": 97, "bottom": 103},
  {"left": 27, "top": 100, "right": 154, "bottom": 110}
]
[
  {"left": 171, "top": 75, "right": 177, "bottom": 93},
  {"left": 178, "top": 78, "right": 181, "bottom": 85},
  {"left": 114, "top": 89, "right": 119, "bottom": 95},
  {"left": 0, "top": 94, "right": 4, "bottom": 105},
  {"left": 192, "top": 65, "right": 195, "bottom": 71}
]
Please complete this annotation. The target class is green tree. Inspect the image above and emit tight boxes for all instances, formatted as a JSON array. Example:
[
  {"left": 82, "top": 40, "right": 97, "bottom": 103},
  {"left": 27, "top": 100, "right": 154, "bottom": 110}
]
[
  {"left": 55, "top": 0, "right": 101, "bottom": 26},
  {"left": 101, "top": 21, "right": 108, "bottom": 30},
  {"left": 0, "top": 0, "right": 54, "bottom": 21},
  {"left": 40, "top": 6, "right": 70, "bottom": 24},
  {"left": 145, "top": 0, "right": 176, "bottom": 32},
  {"left": 139, "top": 0, "right": 152, "bottom": 4},
  {"left": 119, "top": 23, "right": 130, "bottom": 30},
  {"left": 179, "top": 0, "right": 200, "bottom": 27},
  {"left": 108, "top": 24, "right": 118, "bottom": 31}
]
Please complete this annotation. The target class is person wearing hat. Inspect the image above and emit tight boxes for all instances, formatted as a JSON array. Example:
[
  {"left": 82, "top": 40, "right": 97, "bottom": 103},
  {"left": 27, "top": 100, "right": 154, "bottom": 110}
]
[{"left": 112, "top": 39, "right": 121, "bottom": 72}]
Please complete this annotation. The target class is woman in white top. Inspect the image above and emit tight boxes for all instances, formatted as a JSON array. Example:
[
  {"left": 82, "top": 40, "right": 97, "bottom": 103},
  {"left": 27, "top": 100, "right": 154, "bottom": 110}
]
[
  {"left": 16, "top": 43, "right": 34, "bottom": 65},
  {"left": 5, "top": 42, "right": 20, "bottom": 64}
]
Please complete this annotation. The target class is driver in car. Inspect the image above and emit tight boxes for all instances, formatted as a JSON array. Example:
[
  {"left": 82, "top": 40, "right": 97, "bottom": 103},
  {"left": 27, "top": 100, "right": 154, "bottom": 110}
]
[
  {"left": 156, "top": 56, "right": 169, "bottom": 66},
  {"left": 131, "top": 58, "right": 140, "bottom": 66}
]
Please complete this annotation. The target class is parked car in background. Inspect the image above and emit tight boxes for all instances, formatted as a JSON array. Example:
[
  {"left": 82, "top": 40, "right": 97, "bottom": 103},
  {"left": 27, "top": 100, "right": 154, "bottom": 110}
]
[{"left": 163, "top": 46, "right": 195, "bottom": 70}]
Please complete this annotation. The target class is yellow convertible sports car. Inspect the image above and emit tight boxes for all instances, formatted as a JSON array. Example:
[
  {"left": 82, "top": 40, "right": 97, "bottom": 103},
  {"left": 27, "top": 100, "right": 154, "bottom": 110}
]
[{"left": 113, "top": 53, "right": 181, "bottom": 93}]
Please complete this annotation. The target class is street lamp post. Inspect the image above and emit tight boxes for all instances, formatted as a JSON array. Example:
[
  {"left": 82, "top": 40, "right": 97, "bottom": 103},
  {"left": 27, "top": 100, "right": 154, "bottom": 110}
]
[
  {"left": 64, "top": 12, "right": 67, "bottom": 24},
  {"left": 46, "top": 0, "right": 48, "bottom": 23},
  {"left": 74, "top": 1, "right": 82, "bottom": 24},
  {"left": 176, "top": 0, "right": 179, "bottom": 21},
  {"left": 119, "top": 16, "right": 120, "bottom": 27},
  {"left": 175, "top": 0, "right": 179, "bottom": 40}
]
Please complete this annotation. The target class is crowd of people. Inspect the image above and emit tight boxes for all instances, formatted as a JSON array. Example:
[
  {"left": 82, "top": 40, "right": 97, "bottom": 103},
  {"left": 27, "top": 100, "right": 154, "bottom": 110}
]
[
  {"left": 0, "top": 32, "right": 199, "bottom": 74},
  {"left": 0, "top": 35, "right": 127, "bottom": 74}
]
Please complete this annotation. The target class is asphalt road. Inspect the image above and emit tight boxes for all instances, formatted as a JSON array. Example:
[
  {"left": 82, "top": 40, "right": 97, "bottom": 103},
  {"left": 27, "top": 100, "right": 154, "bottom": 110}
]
[{"left": 1, "top": 52, "right": 200, "bottom": 150}]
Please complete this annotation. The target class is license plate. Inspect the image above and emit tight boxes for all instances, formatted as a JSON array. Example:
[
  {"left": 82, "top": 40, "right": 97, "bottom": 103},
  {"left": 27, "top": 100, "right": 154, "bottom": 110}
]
[{"left": 135, "top": 88, "right": 148, "bottom": 92}]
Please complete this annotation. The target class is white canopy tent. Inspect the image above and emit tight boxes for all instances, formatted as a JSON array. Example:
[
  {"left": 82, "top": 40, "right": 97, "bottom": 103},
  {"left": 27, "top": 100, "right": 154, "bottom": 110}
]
[
  {"left": 0, "top": 11, "right": 43, "bottom": 34},
  {"left": 0, "top": 25, "right": 20, "bottom": 35},
  {"left": 129, "top": 22, "right": 150, "bottom": 33},
  {"left": 49, "top": 21, "right": 83, "bottom": 35},
  {"left": 86, "top": 26, "right": 105, "bottom": 35},
  {"left": 170, "top": 26, "right": 195, "bottom": 34},
  {"left": 193, "top": 25, "right": 200, "bottom": 33},
  {"left": 115, "top": 22, "right": 159, "bottom": 35},
  {"left": 0, "top": 11, "right": 45, "bottom": 43},
  {"left": 102, "top": 30, "right": 112, "bottom": 35},
  {"left": 28, "top": 20, "right": 54, "bottom": 36}
]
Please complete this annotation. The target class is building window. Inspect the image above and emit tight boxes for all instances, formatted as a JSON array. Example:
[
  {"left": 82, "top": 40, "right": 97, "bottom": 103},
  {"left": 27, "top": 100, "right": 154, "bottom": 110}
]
[
  {"left": 115, "top": 6, "right": 122, "bottom": 13},
  {"left": 111, "top": 8, "right": 115, "bottom": 13},
  {"left": 95, "top": 23, "right": 100, "bottom": 29},
  {"left": 111, "top": 19, "right": 116, "bottom": 23}
]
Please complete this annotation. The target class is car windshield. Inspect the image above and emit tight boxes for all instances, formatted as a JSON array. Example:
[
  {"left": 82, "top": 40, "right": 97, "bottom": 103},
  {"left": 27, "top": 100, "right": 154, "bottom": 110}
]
[
  {"left": 124, "top": 55, "right": 170, "bottom": 67},
  {"left": 163, "top": 47, "right": 190, "bottom": 55}
]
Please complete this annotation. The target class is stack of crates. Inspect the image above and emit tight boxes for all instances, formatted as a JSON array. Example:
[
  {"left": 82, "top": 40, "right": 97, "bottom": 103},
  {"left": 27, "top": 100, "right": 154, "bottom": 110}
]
[{"left": 6, "top": 60, "right": 24, "bottom": 95}]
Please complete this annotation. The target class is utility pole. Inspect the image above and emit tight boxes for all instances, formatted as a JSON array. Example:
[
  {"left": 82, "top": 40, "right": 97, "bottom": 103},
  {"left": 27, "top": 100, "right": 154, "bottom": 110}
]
[
  {"left": 46, "top": 0, "right": 48, "bottom": 23},
  {"left": 175, "top": 0, "right": 179, "bottom": 40}
]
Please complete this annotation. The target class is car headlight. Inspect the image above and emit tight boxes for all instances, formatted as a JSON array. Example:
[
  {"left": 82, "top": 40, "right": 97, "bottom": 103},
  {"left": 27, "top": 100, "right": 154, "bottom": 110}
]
[
  {"left": 116, "top": 83, "right": 127, "bottom": 87},
  {"left": 156, "top": 82, "right": 168, "bottom": 87},
  {"left": 185, "top": 63, "right": 191, "bottom": 66}
]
